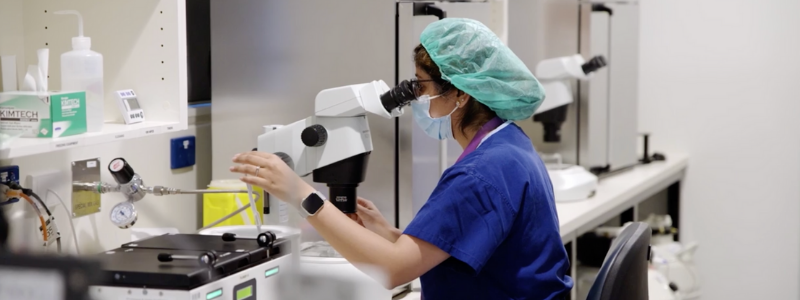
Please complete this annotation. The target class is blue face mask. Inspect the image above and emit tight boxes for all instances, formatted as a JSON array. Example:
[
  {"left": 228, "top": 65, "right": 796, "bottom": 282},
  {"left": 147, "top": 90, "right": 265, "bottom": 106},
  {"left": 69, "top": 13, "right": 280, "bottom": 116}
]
[{"left": 411, "top": 94, "right": 459, "bottom": 140}]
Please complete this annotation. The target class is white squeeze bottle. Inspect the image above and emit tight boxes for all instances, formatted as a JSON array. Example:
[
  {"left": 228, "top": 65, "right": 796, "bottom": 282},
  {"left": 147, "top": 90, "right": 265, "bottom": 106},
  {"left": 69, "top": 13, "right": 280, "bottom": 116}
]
[{"left": 56, "top": 10, "right": 104, "bottom": 132}]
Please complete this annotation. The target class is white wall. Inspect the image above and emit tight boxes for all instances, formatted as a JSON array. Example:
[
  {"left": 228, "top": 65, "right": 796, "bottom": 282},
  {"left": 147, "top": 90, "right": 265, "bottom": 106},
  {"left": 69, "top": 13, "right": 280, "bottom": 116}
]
[
  {"left": 0, "top": 0, "right": 25, "bottom": 85},
  {"left": 2, "top": 110, "right": 211, "bottom": 255},
  {"left": 638, "top": 0, "right": 800, "bottom": 298}
]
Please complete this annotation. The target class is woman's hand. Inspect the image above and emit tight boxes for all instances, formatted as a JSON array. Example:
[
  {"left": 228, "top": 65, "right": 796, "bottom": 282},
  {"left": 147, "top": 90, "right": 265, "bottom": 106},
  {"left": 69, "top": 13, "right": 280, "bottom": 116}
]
[
  {"left": 352, "top": 197, "right": 402, "bottom": 242},
  {"left": 229, "top": 151, "right": 314, "bottom": 207}
]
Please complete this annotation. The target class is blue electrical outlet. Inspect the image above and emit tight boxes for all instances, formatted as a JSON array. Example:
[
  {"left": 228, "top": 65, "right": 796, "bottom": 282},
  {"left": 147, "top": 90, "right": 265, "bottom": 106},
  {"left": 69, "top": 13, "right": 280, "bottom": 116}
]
[
  {"left": 0, "top": 165, "right": 20, "bottom": 205},
  {"left": 0, "top": 165, "right": 20, "bottom": 185},
  {"left": 171, "top": 136, "right": 196, "bottom": 169}
]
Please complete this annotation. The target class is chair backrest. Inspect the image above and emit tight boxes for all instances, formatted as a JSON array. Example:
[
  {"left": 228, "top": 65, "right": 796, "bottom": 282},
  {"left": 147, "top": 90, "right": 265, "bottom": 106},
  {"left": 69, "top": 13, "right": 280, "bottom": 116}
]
[{"left": 585, "top": 222, "right": 651, "bottom": 300}]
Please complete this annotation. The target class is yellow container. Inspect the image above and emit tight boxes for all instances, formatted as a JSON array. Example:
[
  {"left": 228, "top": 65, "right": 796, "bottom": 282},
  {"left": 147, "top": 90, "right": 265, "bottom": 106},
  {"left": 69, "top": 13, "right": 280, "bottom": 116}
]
[{"left": 202, "top": 179, "right": 264, "bottom": 227}]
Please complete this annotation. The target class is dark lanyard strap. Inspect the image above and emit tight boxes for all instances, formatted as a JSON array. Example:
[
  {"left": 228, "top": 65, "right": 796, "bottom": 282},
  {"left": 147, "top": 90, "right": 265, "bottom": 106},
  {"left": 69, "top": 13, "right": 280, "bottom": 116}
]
[{"left": 455, "top": 117, "right": 504, "bottom": 163}]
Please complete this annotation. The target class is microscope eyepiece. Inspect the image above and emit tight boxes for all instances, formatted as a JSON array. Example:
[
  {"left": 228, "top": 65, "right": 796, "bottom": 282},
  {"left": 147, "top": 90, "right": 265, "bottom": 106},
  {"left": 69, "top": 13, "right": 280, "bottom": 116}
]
[
  {"left": 380, "top": 80, "right": 417, "bottom": 112},
  {"left": 581, "top": 55, "right": 607, "bottom": 75}
]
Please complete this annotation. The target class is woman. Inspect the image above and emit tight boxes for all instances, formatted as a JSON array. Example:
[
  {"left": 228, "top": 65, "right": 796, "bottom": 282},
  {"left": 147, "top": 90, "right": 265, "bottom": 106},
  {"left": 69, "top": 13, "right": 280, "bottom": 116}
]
[{"left": 230, "top": 18, "right": 572, "bottom": 300}]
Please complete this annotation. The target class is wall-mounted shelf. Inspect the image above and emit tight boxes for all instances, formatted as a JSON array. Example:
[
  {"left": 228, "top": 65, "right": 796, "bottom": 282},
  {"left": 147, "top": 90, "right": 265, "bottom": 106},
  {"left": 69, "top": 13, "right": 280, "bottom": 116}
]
[
  {"left": 1, "top": 121, "right": 182, "bottom": 159},
  {"left": 0, "top": 0, "right": 188, "bottom": 160}
]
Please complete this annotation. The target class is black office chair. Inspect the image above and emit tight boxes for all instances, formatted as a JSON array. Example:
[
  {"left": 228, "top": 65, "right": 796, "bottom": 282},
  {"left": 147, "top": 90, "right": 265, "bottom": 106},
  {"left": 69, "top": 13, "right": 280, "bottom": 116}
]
[{"left": 585, "top": 222, "right": 652, "bottom": 300}]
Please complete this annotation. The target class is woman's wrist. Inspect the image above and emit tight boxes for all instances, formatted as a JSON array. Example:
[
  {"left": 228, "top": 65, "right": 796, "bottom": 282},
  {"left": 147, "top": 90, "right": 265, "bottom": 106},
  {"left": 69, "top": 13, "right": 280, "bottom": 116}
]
[
  {"left": 376, "top": 223, "right": 402, "bottom": 243},
  {"left": 293, "top": 182, "right": 318, "bottom": 210}
]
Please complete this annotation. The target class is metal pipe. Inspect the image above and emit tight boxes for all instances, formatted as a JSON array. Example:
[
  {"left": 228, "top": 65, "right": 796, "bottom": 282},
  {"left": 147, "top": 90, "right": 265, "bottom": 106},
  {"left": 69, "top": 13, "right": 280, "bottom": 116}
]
[
  {"left": 74, "top": 182, "right": 261, "bottom": 201},
  {"left": 72, "top": 182, "right": 119, "bottom": 193},
  {"left": 161, "top": 189, "right": 255, "bottom": 195}
]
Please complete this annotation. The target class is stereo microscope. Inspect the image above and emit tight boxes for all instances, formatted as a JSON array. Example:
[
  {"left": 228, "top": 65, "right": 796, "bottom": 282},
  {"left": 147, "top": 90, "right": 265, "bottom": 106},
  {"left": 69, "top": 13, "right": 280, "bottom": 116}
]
[{"left": 256, "top": 79, "right": 415, "bottom": 214}]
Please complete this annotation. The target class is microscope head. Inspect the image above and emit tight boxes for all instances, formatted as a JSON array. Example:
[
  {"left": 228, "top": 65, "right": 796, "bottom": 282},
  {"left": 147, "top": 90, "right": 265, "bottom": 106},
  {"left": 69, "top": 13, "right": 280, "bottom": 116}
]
[
  {"left": 314, "top": 80, "right": 404, "bottom": 119},
  {"left": 535, "top": 54, "right": 607, "bottom": 82},
  {"left": 533, "top": 54, "right": 607, "bottom": 142}
]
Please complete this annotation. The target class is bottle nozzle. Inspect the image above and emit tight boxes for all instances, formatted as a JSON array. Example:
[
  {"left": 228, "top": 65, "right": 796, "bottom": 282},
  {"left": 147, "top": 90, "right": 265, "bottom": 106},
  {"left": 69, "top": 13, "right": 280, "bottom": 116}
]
[{"left": 54, "top": 10, "right": 84, "bottom": 37}]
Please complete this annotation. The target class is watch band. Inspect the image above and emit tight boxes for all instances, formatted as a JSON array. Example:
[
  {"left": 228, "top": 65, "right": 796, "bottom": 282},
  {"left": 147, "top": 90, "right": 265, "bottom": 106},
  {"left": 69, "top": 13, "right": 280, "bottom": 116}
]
[{"left": 298, "top": 191, "right": 327, "bottom": 219}]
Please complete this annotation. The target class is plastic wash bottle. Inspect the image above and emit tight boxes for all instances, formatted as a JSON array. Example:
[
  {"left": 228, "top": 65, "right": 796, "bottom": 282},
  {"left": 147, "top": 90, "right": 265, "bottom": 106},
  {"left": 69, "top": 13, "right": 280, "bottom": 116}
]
[{"left": 56, "top": 10, "right": 104, "bottom": 132}]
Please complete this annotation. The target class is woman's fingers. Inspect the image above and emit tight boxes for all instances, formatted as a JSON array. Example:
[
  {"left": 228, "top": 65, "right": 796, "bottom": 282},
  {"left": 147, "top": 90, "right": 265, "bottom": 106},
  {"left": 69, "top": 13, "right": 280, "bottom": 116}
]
[
  {"left": 240, "top": 174, "right": 272, "bottom": 189},
  {"left": 355, "top": 205, "right": 374, "bottom": 222},
  {"left": 229, "top": 164, "right": 262, "bottom": 177},
  {"left": 356, "top": 197, "right": 375, "bottom": 209},
  {"left": 232, "top": 152, "right": 273, "bottom": 169}
]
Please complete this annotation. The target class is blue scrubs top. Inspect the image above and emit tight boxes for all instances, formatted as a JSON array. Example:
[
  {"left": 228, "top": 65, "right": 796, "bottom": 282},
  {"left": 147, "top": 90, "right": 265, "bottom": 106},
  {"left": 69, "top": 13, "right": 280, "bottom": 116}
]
[{"left": 404, "top": 123, "right": 573, "bottom": 300}]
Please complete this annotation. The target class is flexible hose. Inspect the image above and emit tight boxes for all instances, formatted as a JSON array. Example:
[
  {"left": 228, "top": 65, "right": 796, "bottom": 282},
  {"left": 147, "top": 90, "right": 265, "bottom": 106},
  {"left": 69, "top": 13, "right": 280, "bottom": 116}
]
[
  {"left": 28, "top": 192, "right": 52, "bottom": 216},
  {"left": 47, "top": 189, "right": 80, "bottom": 255},
  {"left": 195, "top": 204, "right": 252, "bottom": 233},
  {"left": 17, "top": 194, "right": 47, "bottom": 242},
  {"left": 246, "top": 184, "right": 262, "bottom": 233}
]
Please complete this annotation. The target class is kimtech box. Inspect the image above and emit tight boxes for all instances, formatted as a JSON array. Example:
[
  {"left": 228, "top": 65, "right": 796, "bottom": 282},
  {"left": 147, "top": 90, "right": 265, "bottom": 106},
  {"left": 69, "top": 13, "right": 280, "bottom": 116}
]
[{"left": 0, "top": 91, "right": 87, "bottom": 138}]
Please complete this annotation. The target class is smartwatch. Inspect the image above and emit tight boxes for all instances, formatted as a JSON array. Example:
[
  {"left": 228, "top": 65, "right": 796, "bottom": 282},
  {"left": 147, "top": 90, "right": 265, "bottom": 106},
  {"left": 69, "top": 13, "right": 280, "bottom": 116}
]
[{"left": 298, "top": 191, "right": 327, "bottom": 219}]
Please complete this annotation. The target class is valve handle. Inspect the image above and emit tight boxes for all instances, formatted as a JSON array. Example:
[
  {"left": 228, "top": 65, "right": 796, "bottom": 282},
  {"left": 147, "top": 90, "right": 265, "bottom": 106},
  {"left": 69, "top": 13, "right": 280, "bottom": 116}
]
[{"left": 109, "top": 158, "right": 135, "bottom": 184}]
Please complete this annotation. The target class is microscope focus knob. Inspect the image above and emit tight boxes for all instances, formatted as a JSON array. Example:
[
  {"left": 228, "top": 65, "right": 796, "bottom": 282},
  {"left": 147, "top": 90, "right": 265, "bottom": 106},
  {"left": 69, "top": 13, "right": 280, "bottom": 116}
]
[{"left": 301, "top": 125, "right": 328, "bottom": 147}]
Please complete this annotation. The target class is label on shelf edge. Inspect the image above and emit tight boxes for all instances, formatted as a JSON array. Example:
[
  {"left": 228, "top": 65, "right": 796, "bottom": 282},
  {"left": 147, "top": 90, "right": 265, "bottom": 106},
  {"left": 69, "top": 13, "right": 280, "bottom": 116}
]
[
  {"left": 51, "top": 139, "right": 80, "bottom": 150},
  {"left": 142, "top": 126, "right": 161, "bottom": 136}
]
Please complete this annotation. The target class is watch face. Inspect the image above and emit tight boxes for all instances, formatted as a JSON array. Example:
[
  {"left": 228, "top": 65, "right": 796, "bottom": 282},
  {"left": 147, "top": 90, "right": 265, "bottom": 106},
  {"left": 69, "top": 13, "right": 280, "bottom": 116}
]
[{"left": 302, "top": 193, "right": 325, "bottom": 215}]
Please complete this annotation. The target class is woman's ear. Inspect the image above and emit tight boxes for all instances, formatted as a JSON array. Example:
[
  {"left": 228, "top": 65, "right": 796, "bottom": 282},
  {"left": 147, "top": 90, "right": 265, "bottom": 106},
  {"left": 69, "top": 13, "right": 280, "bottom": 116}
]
[
  {"left": 453, "top": 90, "right": 470, "bottom": 106},
  {"left": 459, "top": 95, "right": 472, "bottom": 108}
]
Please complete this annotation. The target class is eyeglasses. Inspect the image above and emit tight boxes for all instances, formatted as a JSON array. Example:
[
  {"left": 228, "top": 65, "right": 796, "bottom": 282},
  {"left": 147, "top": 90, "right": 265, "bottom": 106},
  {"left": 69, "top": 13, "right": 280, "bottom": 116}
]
[{"left": 410, "top": 79, "right": 436, "bottom": 98}]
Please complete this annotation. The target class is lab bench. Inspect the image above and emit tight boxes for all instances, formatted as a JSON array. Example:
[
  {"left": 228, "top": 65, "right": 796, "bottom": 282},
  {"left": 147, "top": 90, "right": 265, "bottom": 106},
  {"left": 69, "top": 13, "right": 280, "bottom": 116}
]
[{"left": 557, "top": 153, "right": 688, "bottom": 242}]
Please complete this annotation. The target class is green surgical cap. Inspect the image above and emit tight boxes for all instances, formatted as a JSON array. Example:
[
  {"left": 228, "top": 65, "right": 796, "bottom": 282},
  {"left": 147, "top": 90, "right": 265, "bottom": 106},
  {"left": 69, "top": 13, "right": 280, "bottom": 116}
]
[{"left": 420, "top": 18, "right": 544, "bottom": 121}]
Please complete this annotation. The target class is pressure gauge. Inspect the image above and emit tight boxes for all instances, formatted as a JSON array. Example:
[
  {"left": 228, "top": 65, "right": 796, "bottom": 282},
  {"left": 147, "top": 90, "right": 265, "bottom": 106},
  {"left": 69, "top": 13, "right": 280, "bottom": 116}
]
[{"left": 110, "top": 201, "right": 138, "bottom": 229}]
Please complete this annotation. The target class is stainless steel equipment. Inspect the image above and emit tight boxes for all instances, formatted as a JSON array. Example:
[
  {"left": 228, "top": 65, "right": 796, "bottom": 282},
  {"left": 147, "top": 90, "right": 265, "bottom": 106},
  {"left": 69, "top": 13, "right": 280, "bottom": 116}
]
[{"left": 510, "top": 0, "right": 641, "bottom": 175}]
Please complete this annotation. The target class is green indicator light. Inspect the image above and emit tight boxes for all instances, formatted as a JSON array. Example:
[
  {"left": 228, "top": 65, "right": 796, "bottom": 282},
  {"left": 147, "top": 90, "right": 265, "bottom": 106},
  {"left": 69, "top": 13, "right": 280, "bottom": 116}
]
[
  {"left": 265, "top": 266, "right": 279, "bottom": 278},
  {"left": 206, "top": 288, "right": 223, "bottom": 300},
  {"left": 236, "top": 286, "right": 253, "bottom": 300}
]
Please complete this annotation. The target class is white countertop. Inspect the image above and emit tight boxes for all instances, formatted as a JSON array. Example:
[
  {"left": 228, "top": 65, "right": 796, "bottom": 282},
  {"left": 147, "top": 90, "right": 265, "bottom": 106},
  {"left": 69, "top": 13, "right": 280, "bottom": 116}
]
[{"left": 556, "top": 153, "right": 689, "bottom": 242}]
